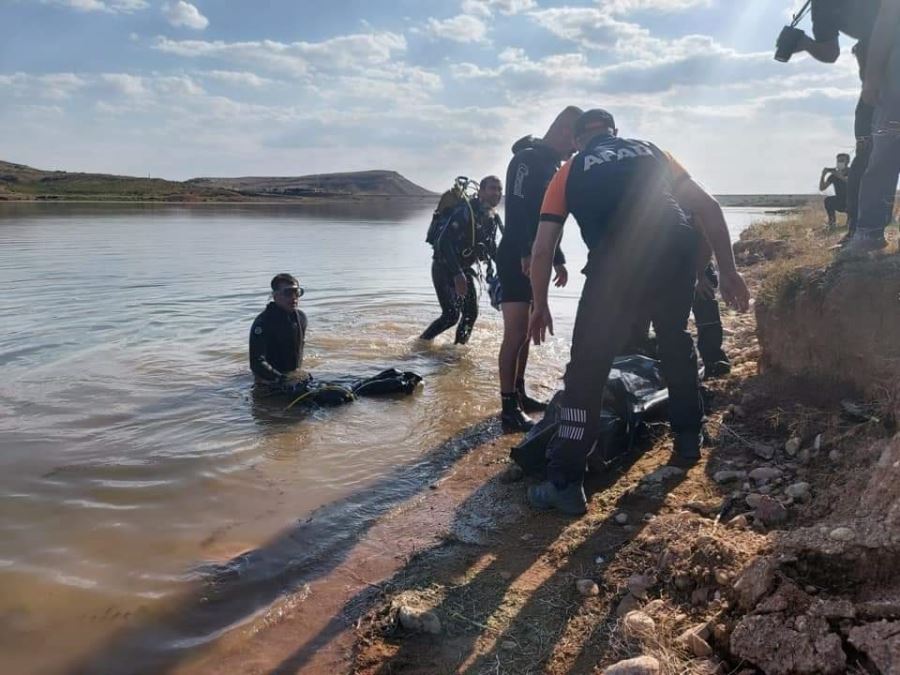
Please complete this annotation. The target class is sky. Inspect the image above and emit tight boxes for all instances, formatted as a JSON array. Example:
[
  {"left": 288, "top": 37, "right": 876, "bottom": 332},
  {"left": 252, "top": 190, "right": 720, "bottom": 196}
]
[{"left": 0, "top": 0, "right": 865, "bottom": 193}]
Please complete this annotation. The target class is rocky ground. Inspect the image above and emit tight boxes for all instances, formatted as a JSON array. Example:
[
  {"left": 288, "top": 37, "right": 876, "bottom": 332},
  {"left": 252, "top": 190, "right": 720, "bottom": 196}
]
[{"left": 346, "top": 214, "right": 900, "bottom": 675}]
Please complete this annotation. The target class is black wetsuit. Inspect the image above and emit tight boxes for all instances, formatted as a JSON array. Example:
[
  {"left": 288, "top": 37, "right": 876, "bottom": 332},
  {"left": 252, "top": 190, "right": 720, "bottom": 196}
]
[
  {"left": 811, "top": 0, "right": 881, "bottom": 232},
  {"left": 497, "top": 136, "right": 565, "bottom": 304},
  {"left": 249, "top": 302, "right": 308, "bottom": 383},
  {"left": 421, "top": 197, "right": 500, "bottom": 344}
]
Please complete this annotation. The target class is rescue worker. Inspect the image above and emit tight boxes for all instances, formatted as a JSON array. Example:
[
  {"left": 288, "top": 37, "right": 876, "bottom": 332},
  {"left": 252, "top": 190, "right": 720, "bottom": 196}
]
[
  {"left": 249, "top": 273, "right": 308, "bottom": 388},
  {"left": 420, "top": 175, "right": 502, "bottom": 345},
  {"left": 526, "top": 109, "right": 751, "bottom": 516},
  {"left": 497, "top": 106, "right": 581, "bottom": 433}
]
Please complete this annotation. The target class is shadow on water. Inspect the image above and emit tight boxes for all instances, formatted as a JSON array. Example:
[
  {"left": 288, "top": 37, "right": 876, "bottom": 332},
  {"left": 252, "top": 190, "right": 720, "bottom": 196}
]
[{"left": 66, "top": 414, "right": 501, "bottom": 675}]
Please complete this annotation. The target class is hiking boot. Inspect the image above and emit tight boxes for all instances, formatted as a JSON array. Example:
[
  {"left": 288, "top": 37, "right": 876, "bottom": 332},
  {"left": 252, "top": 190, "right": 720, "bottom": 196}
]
[
  {"left": 703, "top": 360, "right": 731, "bottom": 379},
  {"left": 527, "top": 480, "right": 587, "bottom": 516},
  {"left": 518, "top": 391, "right": 548, "bottom": 413},
  {"left": 501, "top": 407, "right": 535, "bottom": 434},
  {"left": 670, "top": 430, "right": 703, "bottom": 466}
]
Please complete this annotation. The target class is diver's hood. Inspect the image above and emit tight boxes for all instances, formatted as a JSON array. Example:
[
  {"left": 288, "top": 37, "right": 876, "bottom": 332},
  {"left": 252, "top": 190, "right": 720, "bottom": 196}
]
[{"left": 511, "top": 135, "right": 539, "bottom": 154}]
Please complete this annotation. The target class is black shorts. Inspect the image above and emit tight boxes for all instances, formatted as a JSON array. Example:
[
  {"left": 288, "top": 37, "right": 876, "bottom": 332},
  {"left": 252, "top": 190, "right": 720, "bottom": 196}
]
[{"left": 496, "top": 246, "right": 532, "bottom": 304}]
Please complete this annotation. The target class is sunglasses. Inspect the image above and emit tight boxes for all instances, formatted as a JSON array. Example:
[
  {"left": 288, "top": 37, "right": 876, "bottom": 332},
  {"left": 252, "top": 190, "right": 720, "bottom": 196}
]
[{"left": 276, "top": 286, "right": 305, "bottom": 298}]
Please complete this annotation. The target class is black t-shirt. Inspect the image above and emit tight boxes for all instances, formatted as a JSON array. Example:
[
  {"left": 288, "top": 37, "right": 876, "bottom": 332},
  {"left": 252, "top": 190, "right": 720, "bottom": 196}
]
[
  {"left": 826, "top": 170, "right": 849, "bottom": 201},
  {"left": 540, "top": 135, "right": 690, "bottom": 251},
  {"left": 811, "top": 0, "right": 880, "bottom": 70}
]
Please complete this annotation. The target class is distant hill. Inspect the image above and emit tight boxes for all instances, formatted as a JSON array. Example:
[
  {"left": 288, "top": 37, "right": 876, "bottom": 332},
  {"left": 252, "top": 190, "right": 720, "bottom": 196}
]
[
  {"left": 189, "top": 170, "right": 435, "bottom": 198},
  {"left": 0, "top": 160, "right": 435, "bottom": 202}
]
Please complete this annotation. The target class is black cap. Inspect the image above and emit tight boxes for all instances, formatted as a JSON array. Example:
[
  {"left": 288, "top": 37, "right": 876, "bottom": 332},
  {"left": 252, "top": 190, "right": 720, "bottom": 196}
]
[{"left": 574, "top": 109, "right": 616, "bottom": 137}]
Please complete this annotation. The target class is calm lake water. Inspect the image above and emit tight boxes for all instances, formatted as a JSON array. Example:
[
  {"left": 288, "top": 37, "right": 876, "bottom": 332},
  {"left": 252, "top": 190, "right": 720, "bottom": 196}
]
[{"left": 0, "top": 202, "right": 777, "bottom": 673}]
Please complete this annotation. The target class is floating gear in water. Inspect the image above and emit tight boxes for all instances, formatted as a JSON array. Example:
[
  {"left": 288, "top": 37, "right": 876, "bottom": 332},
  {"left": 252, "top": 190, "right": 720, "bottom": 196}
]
[{"left": 284, "top": 368, "right": 422, "bottom": 410}]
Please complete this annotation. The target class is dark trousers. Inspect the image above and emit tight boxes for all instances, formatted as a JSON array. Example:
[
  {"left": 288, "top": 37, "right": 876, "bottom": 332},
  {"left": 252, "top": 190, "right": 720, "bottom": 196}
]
[
  {"left": 847, "top": 98, "right": 876, "bottom": 234},
  {"left": 420, "top": 261, "right": 478, "bottom": 344},
  {"left": 547, "top": 224, "right": 702, "bottom": 487},
  {"left": 858, "top": 68, "right": 900, "bottom": 237},
  {"left": 824, "top": 195, "right": 847, "bottom": 224},
  {"left": 693, "top": 264, "right": 728, "bottom": 367}
]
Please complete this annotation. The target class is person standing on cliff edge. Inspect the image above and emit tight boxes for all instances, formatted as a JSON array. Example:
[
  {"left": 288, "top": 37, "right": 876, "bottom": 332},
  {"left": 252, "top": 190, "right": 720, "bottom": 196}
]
[
  {"left": 846, "top": 0, "right": 900, "bottom": 253},
  {"left": 496, "top": 106, "right": 582, "bottom": 433},
  {"left": 525, "top": 109, "right": 751, "bottom": 517}
]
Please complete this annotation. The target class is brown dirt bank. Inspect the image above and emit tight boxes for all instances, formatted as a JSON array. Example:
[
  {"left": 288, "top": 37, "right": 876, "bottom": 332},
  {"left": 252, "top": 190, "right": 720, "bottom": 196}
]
[{"left": 172, "top": 213, "right": 900, "bottom": 674}]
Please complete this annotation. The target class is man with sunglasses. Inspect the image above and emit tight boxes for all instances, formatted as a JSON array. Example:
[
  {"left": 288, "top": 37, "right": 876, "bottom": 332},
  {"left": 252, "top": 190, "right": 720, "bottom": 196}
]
[{"left": 249, "top": 273, "right": 308, "bottom": 387}]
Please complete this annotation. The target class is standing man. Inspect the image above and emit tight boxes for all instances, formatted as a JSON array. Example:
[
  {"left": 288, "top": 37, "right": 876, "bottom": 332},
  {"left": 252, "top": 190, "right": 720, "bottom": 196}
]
[
  {"left": 783, "top": 0, "right": 881, "bottom": 242},
  {"left": 819, "top": 153, "right": 851, "bottom": 229},
  {"left": 496, "top": 106, "right": 581, "bottom": 433},
  {"left": 526, "top": 109, "right": 750, "bottom": 516},
  {"left": 420, "top": 176, "right": 502, "bottom": 345},
  {"left": 849, "top": 0, "right": 900, "bottom": 252}
]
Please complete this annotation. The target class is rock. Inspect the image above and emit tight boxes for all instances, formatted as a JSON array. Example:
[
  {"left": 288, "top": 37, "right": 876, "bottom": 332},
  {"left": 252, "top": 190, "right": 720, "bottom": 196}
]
[
  {"left": 813, "top": 434, "right": 823, "bottom": 452},
  {"left": 728, "top": 514, "right": 749, "bottom": 529},
  {"left": 810, "top": 599, "right": 856, "bottom": 620},
  {"left": 499, "top": 464, "right": 524, "bottom": 483},
  {"left": 733, "top": 557, "right": 777, "bottom": 611},
  {"left": 715, "top": 569, "right": 731, "bottom": 586},
  {"left": 602, "top": 655, "right": 661, "bottom": 675},
  {"left": 752, "top": 442, "right": 776, "bottom": 460},
  {"left": 714, "top": 469, "right": 748, "bottom": 484},
  {"left": 642, "top": 513, "right": 655, "bottom": 523},
  {"left": 615, "top": 512, "right": 629, "bottom": 525},
  {"left": 616, "top": 593, "right": 641, "bottom": 617},
  {"left": 785, "top": 437, "right": 802, "bottom": 456},
  {"left": 848, "top": 621, "right": 900, "bottom": 674},
  {"left": 643, "top": 599, "right": 666, "bottom": 616},
  {"left": 644, "top": 466, "right": 685, "bottom": 483},
  {"left": 754, "top": 495, "right": 788, "bottom": 527},
  {"left": 786, "top": 482, "right": 811, "bottom": 500},
  {"left": 829, "top": 527, "right": 855, "bottom": 542},
  {"left": 398, "top": 606, "right": 442, "bottom": 634},
  {"left": 746, "top": 493, "right": 765, "bottom": 509},
  {"left": 692, "top": 587, "right": 711, "bottom": 606},
  {"left": 622, "top": 611, "right": 656, "bottom": 639},
  {"left": 576, "top": 579, "right": 600, "bottom": 597},
  {"left": 731, "top": 614, "right": 846, "bottom": 674},
  {"left": 828, "top": 449, "right": 841, "bottom": 463},
  {"left": 595, "top": 555, "right": 606, "bottom": 565},
  {"left": 750, "top": 467, "right": 783, "bottom": 483},
  {"left": 627, "top": 574, "right": 654, "bottom": 600},
  {"left": 678, "top": 625, "right": 714, "bottom": 657},
  {"left": 499, "top": 570, "right": 513, "bottom": 581},
  {"left": 713, "top": 622, "right": 730, "bottom": 643}
]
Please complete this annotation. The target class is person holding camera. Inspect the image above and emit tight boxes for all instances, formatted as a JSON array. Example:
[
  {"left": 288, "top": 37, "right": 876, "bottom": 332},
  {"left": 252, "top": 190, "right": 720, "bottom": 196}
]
[
  {"left": 777, "top": 0, "right": 881, "bottom": 242},
  {"left": 819, "top": 153, "right": 850, "bottom": 229}
]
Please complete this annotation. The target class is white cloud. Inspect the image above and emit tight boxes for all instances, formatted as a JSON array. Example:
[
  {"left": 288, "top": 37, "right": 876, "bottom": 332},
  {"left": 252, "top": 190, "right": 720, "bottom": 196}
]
[
  {"left": 461, "top": 0, "right": 536, "bottom": 17},
  {"left": 152, "top": 32, "right": 407, "bottom": 76},
  {"left": 0, "top": 72, "right": 87, "bottom": 100},
  {"left": 424, "top": 15, "right": 489, "bottom": 43},
  {"left": 100, "top": 73, "right": 147, "bottom": 96},
  {"left": 163, "top": 1, "right": 209, "bottom": 30},
  {"left": 203, "top": 70, "right": 275, "bottom": 88},
  {"left": 605, "top": 0, "right": 713, "bottom": 14},
  {"left": 42, "top": 0, "right": 148, "bottom": 13}
]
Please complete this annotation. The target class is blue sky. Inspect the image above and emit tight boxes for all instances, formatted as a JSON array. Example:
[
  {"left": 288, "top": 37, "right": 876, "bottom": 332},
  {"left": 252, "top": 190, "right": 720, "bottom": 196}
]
[{"left": 1, "top": 0, "right": 863, "bottom": 192}]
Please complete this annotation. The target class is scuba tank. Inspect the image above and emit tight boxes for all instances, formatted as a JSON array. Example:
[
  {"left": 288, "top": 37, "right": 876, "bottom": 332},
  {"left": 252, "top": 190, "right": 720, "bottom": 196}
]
[{"left": 425, "top": 176, "right": 478, "bottom": 249}]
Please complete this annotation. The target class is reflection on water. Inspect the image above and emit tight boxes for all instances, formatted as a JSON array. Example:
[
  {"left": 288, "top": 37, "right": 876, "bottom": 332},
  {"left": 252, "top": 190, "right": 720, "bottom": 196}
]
[{"left": 0, "top": 202, "right": 780, "bottom": 673}]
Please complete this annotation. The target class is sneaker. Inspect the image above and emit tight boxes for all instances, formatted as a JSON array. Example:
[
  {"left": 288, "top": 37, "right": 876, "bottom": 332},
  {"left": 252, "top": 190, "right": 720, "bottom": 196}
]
[
  {"left": 527, "top": 480, "right": 588, "bottom": 516},
  {"left": 703, "top": 360, "right": 731, "bottom": 379},
  {"left": 501, "top": 407, "right": 535, "bottom": 433},
  {"left": 518, "top": 391, "right": 548, "bottom": 413},
  {"left": 839, "top": 233, "right": 888, "bottom": 258}
]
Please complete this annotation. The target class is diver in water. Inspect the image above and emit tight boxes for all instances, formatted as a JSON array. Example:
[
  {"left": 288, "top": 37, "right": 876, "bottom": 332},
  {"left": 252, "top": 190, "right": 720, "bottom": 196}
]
[
  {"left": 250, "top": 273, "right": 422, "bottom": 406},
  {"left": 420, "top": 175, "right": 503, "bottom": 345},
  {"left": 249, "top": 273, "right": 309, "bottom": 389}
]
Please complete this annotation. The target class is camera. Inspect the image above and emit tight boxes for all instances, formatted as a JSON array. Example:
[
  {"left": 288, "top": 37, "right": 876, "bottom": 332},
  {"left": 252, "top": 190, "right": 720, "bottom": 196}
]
[{"left": 775, "top": 25, "right": 804, "bottom": 62}]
